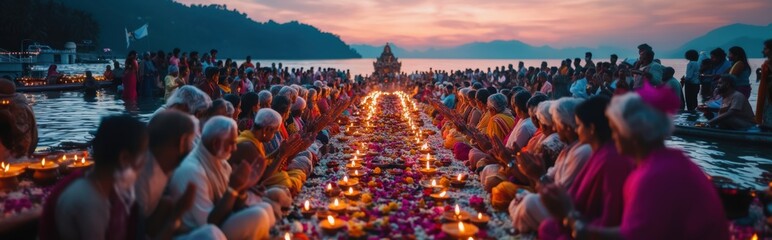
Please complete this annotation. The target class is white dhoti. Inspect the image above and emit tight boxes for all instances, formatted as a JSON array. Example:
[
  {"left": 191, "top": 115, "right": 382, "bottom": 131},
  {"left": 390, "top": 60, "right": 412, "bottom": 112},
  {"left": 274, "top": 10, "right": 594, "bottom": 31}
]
[
  {"left": 221, "top": 205, "right": 276, "bottom": 240},
  {"left": 174, "top": 224, "right": 226, "bottom": 240},
  {"left": 509, "top": 193, "right": 550, "bottom": 233}
]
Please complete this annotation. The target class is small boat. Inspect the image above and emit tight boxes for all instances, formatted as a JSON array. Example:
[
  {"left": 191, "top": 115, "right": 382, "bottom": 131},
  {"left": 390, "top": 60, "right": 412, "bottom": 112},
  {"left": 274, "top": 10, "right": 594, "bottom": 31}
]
[
  {"left": 673, "top": 124, "right": 772, "bottom": 145},
  {"left": 17, "top": 81, "right": 112, "bottom": 92}
]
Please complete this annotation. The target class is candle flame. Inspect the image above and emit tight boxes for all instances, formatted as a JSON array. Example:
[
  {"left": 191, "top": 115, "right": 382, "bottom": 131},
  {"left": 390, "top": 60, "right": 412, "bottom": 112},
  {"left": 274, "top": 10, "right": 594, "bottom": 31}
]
[
  {"left": 81, "top": 157, "right": 85, "bottom": 164},
  {"left": 431, "top": 179, "right": 437, "bottom": 187},
  {"left": 457, "top": 174, "right": 463, "bottom": 181},
  {"left": 426, "top": 153, "right": 431, "bottom": 160},
  {"left": 285, "top": 232, "right": 291, "bottom": 240},
  {"left": 355, "top": 170, "right": 359, "bottom": 175},
  {"left": 455, "top": 204, "right": 460, "bottom": 215},
  {"left": 62, "top": 155, "right": 66, "bottom": 161},
  {"left": 421, "top": 143, "right": 427, "bottom": 150},
  {"left": 2, "top": 162, "right": 8, "bottom": 173},
  {"left": 304, "top": 200, "right": 310, "bottom": 211},
  {"left": 348, "top": 187, "right": 354, "bottom": 194},
  {"left": 343, "top": 176, "right": 349, "bottom": 183},
  {"left": 327, "top": 215, "right": 335, "bottom": 225},
  {"left": 458, "top": 221, "right": 465, "bottom": 233},
  {"left": 334, "top": 198, "right": 339, "bottom": 206},
  {"left": 41, "top": 158, "right": 46, "bottom": 166},
  {"left": 327, "top": 183, "right": 332, "bottom": 190},
  {"left": 439, "top": 191, "right": 446, "bottom": 198},
  {"left": 356, "top": 150, "right": 360, "bottom": 155},
  {"left": 752, "top": 234, "right": 758, "bottom": 240},
  {"left": 478, "top": 212, "right": 483, "bottom": 219},
  {"left": 426, "top": 161, "right": 430, "bottom": 170}
]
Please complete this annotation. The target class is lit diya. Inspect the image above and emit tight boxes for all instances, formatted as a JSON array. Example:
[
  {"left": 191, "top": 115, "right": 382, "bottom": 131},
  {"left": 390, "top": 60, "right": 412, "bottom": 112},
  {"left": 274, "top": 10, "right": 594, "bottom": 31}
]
[
  {"left": 418, "top": 161, "right": 437, "bottom": 176},
  {"left": 419, "top": 143, "right": 433, "bottom": 154},
  {"left": 320, "top": 215, "right": 346, "bottom": 234},
  {"left": 430, "top": 190, "right": 450, "bottom": 202},
  {"left": 338, "top": 176, "right": 359, "bottom": 189},
  {"left": 451, "top": 173, "right": 467, "bottom": 188},
  {"left": 442, "top": 204, "right": 471, "bottom": 222},
  {"left": 27, "top": 158, "right": 60, "bottom": 185},
  {"left": 352, "top": 130, "right": 362, "bottom": 137},
  {"left": 470, "top": 212, "right": 490, "bottom": 227},
  {"left": 418, "top": 153, "right": 435, "bottom": 164},
  {"left": 348, "top": 169, "right": 366, "bottom": 178},
  {"left": 0, "top": 162, "right": 22, "bottom": 191},
  {"left": 325, "top": 183, "right": 341, "bottom": 197},
  {"left": 343, "top": 187, "right": 362, "bottom": 200},
  {"left": 66, "top": 156, "right": 94, "bottom": 173},
  {"left": 441, "top": 221, "right": 479, "bottom": 239},
  {"left": 327, "top": 198, "right": 348, "bottom": 213},
  {"left": 345, "top": 159, "right": 363, "bottom": 170},
  {"left": 421, "top": 178, "right": 445, "bottom": 191},
  {"left": 301, "top": 200, "right": 317, "bottom": 218}
]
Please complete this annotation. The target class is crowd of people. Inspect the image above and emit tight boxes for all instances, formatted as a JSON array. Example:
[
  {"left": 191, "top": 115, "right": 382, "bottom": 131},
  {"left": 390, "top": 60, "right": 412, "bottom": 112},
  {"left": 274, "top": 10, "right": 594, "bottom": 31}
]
[
  {"left": 33, "top": 74, "right": 357, "bottom": 239},
  {"left": 0, "top": 39, "right": 769, "bottom": 239},
  {"left": 419, "top": 40, "right": 772, "bottom": 239}
]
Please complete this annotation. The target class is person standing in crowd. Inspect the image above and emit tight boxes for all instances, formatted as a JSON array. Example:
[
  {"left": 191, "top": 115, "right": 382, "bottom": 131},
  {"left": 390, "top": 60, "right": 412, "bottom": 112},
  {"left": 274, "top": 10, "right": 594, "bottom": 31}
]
[
  {"left": 164, "top": 65, "right": 184, "bottom": 100},
  {"left": 682, "top": 50, "right": 701, "bottom": 111},
  {"left": 758, "top": 39, "right": 772, "bottom": 131},
  {"left": 123, "top": 51, "right": 139, "bottom": 103},
  {"left": 728, "top": 46, "right": 752, "bottom": 99}
]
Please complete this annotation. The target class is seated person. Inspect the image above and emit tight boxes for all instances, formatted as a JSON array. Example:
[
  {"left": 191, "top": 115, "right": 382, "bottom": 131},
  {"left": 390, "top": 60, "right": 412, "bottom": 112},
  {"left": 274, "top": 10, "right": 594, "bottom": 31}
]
[
  {"left": 706, "top": 75, "right": 756, "bottom": 130},
  {"left": 41, "top": 115, "right": 147, "bottom": 240},
  {"left": 168, "top": 117, "right": 275, "bottom": 239}
]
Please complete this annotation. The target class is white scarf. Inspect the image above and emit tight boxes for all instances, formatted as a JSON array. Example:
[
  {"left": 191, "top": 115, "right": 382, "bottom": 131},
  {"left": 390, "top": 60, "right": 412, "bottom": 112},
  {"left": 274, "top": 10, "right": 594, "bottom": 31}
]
[{"left": 190, "top": 144, "right": 232, "bottom": 201}]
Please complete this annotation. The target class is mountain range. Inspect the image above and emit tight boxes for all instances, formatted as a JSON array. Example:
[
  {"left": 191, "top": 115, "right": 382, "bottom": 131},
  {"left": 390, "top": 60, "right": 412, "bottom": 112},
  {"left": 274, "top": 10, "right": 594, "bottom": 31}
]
[
  {"left": 354, "top": 23, "right": 772, "bottom": 59},
  {"left": 57, "top": 0, "right": 360, "bottom": 59}
]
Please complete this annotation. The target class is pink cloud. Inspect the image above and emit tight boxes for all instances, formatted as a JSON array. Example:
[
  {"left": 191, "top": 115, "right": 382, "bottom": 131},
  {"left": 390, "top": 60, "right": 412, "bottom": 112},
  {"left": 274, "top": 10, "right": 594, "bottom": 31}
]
[{"left": 176, "top": 0, "right": 772, "bottom": 50}]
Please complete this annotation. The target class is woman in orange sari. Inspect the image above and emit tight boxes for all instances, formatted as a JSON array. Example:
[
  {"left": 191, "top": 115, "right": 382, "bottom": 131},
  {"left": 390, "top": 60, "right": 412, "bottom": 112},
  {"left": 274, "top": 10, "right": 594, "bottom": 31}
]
[
  {"left": 467, "top": 93, "right": 515, "bottom": 171},
  {"left": 757, "top": 39, "right": 772, "bottom": 131}
]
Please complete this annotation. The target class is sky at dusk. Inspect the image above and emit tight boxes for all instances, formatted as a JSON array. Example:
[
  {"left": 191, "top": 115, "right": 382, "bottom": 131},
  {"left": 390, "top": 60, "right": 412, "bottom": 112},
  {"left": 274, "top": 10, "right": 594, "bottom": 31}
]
[{"left": 178, "top": 0, "right": 772, "bottom": 51}]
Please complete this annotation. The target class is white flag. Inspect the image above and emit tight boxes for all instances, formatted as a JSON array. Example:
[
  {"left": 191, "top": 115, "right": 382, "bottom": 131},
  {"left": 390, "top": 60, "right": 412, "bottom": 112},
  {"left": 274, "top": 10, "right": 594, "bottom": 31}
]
[{"left": 133, "top": 24, "right": 149, "bottom": 39}]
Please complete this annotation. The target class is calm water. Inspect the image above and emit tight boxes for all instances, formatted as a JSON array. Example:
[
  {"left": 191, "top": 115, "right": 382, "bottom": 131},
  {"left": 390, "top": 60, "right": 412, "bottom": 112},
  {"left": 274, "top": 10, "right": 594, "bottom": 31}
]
[{"left": 26, "top": 58, "right": 772, "bottom": 189}]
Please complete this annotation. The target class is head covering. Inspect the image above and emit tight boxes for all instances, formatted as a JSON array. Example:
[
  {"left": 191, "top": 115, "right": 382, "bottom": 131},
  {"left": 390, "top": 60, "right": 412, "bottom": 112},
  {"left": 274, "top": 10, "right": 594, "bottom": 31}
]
[
  {"left": 491, "top": 182, "right": 518, "bottom": 210},
  {"left": 168, "top": 65, "right": 179, "bottom": 74},
  {"left": 254, "top": 108, "right": 282, "bottom": 128},
  {"left": 536, "top": 101, "right": 555, "bottom": 127},
  {"left": 487, "top": 93, "right": 508, "bottom": 113},
  {"left": 291, "top": 97, "right": 306, "bottom": 111}
]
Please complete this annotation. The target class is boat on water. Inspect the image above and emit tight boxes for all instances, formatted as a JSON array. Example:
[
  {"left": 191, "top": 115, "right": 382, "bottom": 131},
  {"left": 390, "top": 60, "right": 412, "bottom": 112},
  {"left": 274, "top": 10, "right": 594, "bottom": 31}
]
[{"left": 673, "top": 124, "right": 772, "bottom": 145}]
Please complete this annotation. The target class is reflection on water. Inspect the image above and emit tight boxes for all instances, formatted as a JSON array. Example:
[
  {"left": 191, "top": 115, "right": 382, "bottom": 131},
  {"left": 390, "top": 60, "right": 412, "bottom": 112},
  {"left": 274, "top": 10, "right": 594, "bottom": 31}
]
[
  {"left": 26, "top": 81, "right": 772, "bottom": 190},
  {"left": 27, "top": 90, "right": 161, "bottom": 148}
]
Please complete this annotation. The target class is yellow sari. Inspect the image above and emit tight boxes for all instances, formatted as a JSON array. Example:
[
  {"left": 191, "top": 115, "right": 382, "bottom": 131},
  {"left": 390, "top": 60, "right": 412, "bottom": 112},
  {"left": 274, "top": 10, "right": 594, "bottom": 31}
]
[{"left": 485, "top": 112, "right": 516, "bottom": 140}]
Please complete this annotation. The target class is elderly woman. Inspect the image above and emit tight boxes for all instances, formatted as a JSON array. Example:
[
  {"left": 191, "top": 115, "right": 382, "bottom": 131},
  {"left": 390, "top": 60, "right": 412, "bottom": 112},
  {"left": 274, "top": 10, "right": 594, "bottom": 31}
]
[
  {"left": 540, "top": 90, "right": 728, "bottom": 239},
  {"left": 153, "top": 85, "right": 213, "bottom": 120},
  {"left": 164, "top": 65, "right": 184, "bottom": 100},
  {"left": 450, "top": 89, "right": 489, "bottom": 159},
  {"left": 539, "top": 96, "right": 635, "bottom": 239},
  {"left": 465, "top": 93, "right": 516, "bottom": 169},
  {"left": 530, "top": 101, "right": 565, "bottom": 169},
  {"left": 505, "top": 97, "right": 591, "bottom": 233}
]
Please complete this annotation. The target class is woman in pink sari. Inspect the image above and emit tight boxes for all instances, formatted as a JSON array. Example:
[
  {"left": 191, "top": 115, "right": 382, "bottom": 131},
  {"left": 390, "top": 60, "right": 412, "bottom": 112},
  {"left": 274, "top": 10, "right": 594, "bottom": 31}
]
[
  {"left": 538, "top": 96, "right": 634, "bottom": 239},
  {"left": 540, "top": 84, "right": 728, "bottom": 239},
  {"left": 123, "top": 51, "right": 139, "bottom": 102}
]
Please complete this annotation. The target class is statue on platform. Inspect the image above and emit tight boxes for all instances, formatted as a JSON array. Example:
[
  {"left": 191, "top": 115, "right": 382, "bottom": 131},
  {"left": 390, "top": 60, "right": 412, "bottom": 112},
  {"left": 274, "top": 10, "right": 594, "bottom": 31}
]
[{"left": 372, "top": 43, "right": 402, "bottom": 82}]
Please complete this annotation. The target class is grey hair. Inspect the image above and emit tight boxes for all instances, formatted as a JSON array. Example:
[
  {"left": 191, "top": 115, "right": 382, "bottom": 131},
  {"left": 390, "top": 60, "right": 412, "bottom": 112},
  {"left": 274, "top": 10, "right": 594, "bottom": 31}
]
[
  {"left": 292, "top": 97, "right": 306, "bottom": 111},
  {"left": 258, "top": 90, "right": 272, "bottom": 106},
  {"left": 550, "top": 97, "right": 583, "bottom": 130},
  {"left": 459, "top": 88, "right": 470, "bottom": 101},
  {"left": 536, "top": 100, "right": 554, "bottom": 127},
  {"left": 224, "top": 101, "right": 235, "bottom": 116},
  {"left": 487, "top": 93, "right": 508, "bottom": 113},
  {"left": 606, "top": 93, "right": 673, "bottom": 143},
  {"left": 166, "top": 85, "right": 212, "bottom": 115},
  {"left": 201, "top": 116, "right": 236, "bottom": 144},
  {"left": 269, "top": 85, "right": 283, "bottom": 96},
  {"left": 278, "top": 86, "right": 297, "bottom": 101},
  {"left": 253, "top": 108, "right": 282, "bottom": 129}
]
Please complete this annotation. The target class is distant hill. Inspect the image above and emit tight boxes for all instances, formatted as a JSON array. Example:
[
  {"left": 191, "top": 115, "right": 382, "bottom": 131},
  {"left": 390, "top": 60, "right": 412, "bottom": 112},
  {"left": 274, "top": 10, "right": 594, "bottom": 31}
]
[
  {"left": 57, "top": 0, "right": 360, "bottom": 59},
  {"left": 666, "top": 23, "right": 772, "bottom": 58},
  {"left": 0, "top": 0, "right": 99, "bottom": 52},
  {"left": 352, "top": 40, "right": 631, "bottom": 59}
]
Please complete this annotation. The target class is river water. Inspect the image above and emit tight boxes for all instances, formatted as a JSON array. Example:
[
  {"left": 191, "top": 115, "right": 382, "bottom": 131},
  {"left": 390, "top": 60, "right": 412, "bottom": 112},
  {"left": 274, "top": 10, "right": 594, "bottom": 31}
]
[{"left": 25, "top": 58, "right": 772, "bottom": 189}]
